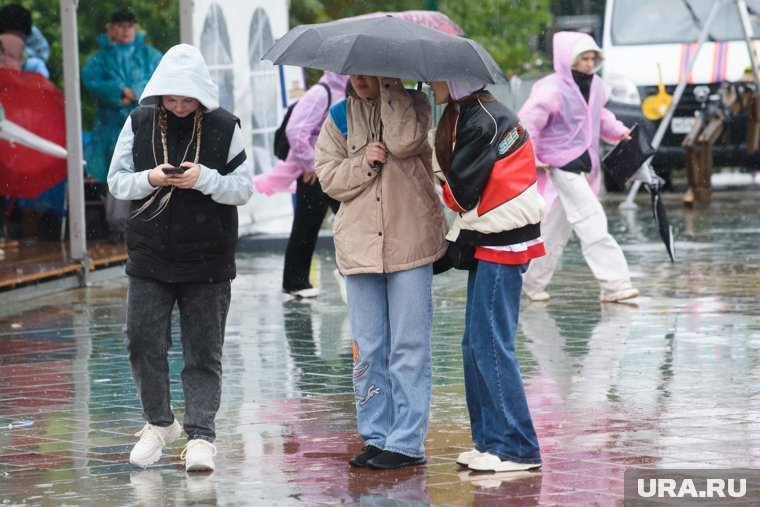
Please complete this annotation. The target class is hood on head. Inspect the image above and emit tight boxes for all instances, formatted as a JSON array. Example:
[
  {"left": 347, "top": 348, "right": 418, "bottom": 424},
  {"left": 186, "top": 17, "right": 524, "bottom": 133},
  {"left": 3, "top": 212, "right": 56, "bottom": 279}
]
[
  {"left": 553, "top": 31, "right": 603, "bottom": 77},
  {"left": 139, "top": 44, "right": 219, "bottom": 111},
  {"left": 446, "top": 81, "right": 488, "bottom": 101}
]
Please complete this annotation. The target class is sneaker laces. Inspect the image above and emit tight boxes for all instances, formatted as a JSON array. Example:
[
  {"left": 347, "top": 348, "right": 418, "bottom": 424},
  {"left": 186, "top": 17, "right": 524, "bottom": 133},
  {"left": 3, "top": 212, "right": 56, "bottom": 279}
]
[
  {"left": 181, "top": 439, "right": 217, "bottom": 460},
  {"left": 134, "top": 423, "right": 166, "bottom": 446}
]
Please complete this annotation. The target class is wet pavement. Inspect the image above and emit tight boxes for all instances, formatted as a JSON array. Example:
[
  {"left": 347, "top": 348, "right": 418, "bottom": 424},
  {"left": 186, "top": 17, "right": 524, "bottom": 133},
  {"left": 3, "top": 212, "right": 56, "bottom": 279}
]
[{"left": 1, "top": 189, "right": 760, "bottom": 506}]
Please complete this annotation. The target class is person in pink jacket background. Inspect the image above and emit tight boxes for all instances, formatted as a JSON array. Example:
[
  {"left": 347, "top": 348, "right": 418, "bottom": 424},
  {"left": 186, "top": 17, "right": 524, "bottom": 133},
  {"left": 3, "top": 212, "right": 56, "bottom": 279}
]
[
  {"left": 519, "top": 31, "right": 639, "bottom": 303},
  {"left": 255, "top": 71, "right": 348, "bottom": 298}
]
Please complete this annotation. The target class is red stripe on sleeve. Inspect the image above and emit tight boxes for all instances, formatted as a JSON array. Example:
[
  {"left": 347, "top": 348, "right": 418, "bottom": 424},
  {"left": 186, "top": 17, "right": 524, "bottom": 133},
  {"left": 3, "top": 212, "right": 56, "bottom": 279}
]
[
  {"left": 441, "top": 181, "right": 465, "bottom": 213},
  {"left": 477, "top": 141, "right": 537, "bottom": 216}
]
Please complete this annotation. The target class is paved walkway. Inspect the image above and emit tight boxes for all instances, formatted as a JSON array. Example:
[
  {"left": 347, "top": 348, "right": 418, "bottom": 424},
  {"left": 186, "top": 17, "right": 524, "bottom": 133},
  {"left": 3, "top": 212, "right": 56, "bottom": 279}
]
[{"left": 1, "top": 190, "right": 759, "bottom": 506}]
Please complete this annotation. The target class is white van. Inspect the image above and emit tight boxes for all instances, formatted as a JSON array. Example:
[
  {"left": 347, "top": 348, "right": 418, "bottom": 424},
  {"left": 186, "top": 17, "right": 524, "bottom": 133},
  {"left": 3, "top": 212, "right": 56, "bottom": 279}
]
[{"left": 601, "top": 0, "right": 760, "bottom": 177}]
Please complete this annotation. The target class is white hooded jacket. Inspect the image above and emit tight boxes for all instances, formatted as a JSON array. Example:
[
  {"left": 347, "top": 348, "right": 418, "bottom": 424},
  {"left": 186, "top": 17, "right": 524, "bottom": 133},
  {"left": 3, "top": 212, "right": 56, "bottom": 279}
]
[{"left": 107, "top": 44, "right": 253, "bottom": 206}]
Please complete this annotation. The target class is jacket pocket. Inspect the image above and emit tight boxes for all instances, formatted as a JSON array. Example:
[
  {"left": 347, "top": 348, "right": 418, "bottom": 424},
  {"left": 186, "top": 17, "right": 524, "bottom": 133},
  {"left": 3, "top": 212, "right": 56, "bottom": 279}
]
[{"left": 347, "top": 132, "right": 369, "bottom": 156}]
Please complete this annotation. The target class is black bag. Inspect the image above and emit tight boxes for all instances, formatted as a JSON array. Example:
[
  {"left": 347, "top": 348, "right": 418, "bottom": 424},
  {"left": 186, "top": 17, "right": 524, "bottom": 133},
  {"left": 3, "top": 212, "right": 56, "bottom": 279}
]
[
  {"left": 273, "top": 82, "right": 331, "bottom": 160},
  {"left": 601, "top": 123, "right": 655, "bottom": 187}
]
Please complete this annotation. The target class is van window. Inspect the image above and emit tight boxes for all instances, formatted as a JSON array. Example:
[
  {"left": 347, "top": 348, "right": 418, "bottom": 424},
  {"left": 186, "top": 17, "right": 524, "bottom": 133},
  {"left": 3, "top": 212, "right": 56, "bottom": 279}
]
[{"left": 611, "top": 0, "right": 760, "bottom": 45}]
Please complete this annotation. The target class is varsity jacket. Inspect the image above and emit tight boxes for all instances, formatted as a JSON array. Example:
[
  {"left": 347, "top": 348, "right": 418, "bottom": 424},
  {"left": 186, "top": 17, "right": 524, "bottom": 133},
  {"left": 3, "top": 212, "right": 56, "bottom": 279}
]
[{"left": 439, "top": 93, "right": 546, "bottom": 261}]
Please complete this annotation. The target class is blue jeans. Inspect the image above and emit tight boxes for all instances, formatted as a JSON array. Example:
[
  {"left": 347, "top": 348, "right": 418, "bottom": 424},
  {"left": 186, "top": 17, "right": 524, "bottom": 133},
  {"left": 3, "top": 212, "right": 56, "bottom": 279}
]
[
  {"left": 463, "top": 261, "right": 541, "bottom": 464},
  {"left": 345, "top": 265, "right": 433, "bottom": 458},
  {"left": 125, "top": 276, "right": 231, "bottom": 442}
]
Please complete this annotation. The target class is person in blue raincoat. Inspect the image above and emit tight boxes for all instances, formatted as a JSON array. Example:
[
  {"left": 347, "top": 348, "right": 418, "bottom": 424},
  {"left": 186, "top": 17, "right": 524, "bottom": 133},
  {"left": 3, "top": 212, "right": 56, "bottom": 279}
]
[{"left": 82, "top": 9, "right": 162, "bottom": 240}]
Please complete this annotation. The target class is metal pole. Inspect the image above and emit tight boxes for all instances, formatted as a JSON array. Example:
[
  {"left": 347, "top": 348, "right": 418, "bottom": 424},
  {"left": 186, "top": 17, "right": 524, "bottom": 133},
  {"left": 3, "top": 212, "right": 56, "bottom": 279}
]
[
  {"left": 59, "top": 0, "right": 89, "bottom": 281},
  {"left": 179, "top": 0, "right": 194, "bottom": 45},
  {"left": 621, "top": 0, "right": 727, "bottom": 208}
]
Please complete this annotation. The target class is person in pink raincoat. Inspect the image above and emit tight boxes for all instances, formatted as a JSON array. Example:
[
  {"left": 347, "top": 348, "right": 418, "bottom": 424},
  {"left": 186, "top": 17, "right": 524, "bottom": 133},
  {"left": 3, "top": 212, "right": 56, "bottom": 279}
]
[
  {"left": 519, "top": 31, "right": 639, "bottom": 303},
  {"left": 255, "top": 71, "right": 348, "bottom": 298}
]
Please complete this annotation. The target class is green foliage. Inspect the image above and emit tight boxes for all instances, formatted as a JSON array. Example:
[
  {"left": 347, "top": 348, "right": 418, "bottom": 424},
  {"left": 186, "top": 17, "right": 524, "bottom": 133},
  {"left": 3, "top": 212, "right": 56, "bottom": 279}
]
[
  {"left": 17, "top": 0, "right": 552, "bottom": 124},
  {"left": 288, "top": 0, "right": 553, "bottom": 77},
  {"left": 17, "top": 0, "right": 179, "bottom": 127},
  {"left": 439, "top": 0, "right": 552, "bottom": 75}
]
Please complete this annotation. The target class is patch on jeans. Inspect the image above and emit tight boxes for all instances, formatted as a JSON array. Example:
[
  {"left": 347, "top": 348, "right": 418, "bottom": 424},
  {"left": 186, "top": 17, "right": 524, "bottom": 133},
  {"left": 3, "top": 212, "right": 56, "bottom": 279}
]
[
  {"left": 352, "top": 363, "right": 369, "bottom": 378},
  {"left": 355, "top": 384, "right": 381, "bottom": 405},
  {"left": 352, "top": 346, "right": 379, "bottom": 405}
]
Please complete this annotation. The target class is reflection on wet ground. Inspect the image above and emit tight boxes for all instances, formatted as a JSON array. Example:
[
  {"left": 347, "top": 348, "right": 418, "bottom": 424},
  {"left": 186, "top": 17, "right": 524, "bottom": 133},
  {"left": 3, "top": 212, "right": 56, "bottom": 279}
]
[{"left": 1, "top": 190, "right": 760, "bottom": 506}]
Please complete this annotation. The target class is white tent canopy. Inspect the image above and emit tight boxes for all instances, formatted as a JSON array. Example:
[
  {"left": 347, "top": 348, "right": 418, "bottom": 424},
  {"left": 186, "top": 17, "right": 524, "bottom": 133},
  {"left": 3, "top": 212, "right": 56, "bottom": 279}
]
[{"left": 57, "top": 0, "right": 300, "bottom": 284}]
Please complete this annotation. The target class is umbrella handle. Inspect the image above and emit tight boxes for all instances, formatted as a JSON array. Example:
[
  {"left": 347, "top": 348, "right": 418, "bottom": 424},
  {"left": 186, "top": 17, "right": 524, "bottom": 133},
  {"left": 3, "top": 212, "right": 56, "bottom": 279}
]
[{"left": 371, "top": 123, "right": 384, "bottom": 169}]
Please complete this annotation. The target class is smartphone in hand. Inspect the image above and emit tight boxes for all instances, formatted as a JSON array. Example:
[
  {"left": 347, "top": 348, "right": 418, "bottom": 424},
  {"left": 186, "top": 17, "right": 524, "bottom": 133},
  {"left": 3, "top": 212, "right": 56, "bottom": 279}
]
[{"left": 162, "top": 166, "right": 186, "bottom": 175}]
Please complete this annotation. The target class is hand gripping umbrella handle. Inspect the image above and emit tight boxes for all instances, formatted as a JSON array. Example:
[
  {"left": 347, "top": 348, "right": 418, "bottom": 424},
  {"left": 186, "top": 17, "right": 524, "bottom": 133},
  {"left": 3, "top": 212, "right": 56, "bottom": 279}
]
[{"left": 371, "top": 123, "right": 384, "bottom": 169}]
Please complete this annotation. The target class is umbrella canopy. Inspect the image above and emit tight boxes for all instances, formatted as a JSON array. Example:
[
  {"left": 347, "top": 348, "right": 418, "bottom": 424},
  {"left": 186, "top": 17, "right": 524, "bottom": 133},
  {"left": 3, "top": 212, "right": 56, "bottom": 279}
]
[
  {"left": 262, "top": 16, "right": 507, "bottom": 84},
  {"left": 0, "top": 69, "right": 67, "bottom": 199},
  {"left": 353, "top": 10, "right": 464, "bottom": 36},
  {"left": 0, "top": 117, "right": 68, "bottom": 159}
]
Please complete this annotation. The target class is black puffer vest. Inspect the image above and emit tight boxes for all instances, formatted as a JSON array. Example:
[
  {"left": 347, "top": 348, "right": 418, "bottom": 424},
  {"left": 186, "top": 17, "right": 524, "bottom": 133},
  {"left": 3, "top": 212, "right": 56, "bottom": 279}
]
[{"left": 125, "top": 105, "right": 244, "bottom": 283}]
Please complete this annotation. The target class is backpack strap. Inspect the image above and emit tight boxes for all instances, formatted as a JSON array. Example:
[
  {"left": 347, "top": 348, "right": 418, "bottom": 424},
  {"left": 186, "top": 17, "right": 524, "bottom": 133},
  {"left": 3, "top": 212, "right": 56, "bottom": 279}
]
[
  {"left": 316, "top": 82, "right": 332, "bottom": 115},
  {"left": 329, "top": 100, "right": 348, "bottom": 137},
  {"left": 327, "top": 88, "right": 416, "bottom": 138}
]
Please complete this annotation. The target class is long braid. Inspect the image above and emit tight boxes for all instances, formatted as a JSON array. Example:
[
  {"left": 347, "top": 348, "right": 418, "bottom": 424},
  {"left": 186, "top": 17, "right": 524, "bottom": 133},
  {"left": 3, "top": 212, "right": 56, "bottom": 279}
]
[
  {"left": 192, "top": 106, "right": 202, "bottom": 164},
  {"left": 159, "top": 103, "right": 169, "bottom": 163},
  {"left": 131, "top": 103, "right": 204, "bottom": 220}
]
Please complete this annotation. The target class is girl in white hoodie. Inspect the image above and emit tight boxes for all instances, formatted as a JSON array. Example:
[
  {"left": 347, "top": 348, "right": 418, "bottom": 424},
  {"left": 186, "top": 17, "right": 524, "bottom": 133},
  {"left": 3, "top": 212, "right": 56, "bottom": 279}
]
[{"left": 108, "top": 44, "right": 253, "bottom": 472}]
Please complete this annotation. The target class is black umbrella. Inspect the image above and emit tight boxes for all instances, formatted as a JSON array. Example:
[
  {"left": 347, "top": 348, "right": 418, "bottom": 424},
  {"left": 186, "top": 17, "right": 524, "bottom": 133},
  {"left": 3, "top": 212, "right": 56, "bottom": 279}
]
[
  {"left": 649, "top": 174, "right": 676, "bottom": 262},
  {"left": 604, "top": 126, "right": 675, "bottom": 262},
  {"left": 261, "top": 16, "right": 507, "bottom": 84}
]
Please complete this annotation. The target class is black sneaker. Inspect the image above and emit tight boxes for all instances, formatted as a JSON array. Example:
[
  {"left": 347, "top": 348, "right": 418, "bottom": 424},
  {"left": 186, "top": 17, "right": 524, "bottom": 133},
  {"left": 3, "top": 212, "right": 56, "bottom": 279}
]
[
  {"left": 367, "top": 451, "right": 426, "bottom": 469},
  {"left": 349, "top": 445, "right": 382, "bottom": 467}
]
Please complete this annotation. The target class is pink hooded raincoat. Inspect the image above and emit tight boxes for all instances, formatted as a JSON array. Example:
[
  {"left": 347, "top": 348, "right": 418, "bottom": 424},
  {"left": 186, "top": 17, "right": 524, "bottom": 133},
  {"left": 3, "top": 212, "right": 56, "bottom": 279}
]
[
  {"left": 518, "top": 31, "right": 627, "bottom": 209},
  {"left": 254, "top": 71, "right": 348, "bottom": 195}
]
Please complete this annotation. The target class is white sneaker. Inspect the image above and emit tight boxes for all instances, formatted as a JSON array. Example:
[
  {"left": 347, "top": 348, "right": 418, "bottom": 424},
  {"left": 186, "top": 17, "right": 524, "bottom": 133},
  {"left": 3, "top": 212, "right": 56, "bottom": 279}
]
[
  {"left": 333, "top": 268, "right": 348, "bottom": 305},
  {"left": 456, "top": 449, "right": 486, "bottom": 467},
  {"left": 129, "top": 420, "right": 182, "bottom": 467},
  {"left": 525, "top": 291, "right": 550, "bottom": 302},
  {"left": 601, "top": 287, "right": 640, "bottom": 303},
  {"left": 467, "top": 453, "right": 541, "bottom": 473},
  {"left": 285, "top": 287, "right": 320, "bottom": 299},
  {"left": 182, "top": 439, "right": 217, "bottom": 472}
]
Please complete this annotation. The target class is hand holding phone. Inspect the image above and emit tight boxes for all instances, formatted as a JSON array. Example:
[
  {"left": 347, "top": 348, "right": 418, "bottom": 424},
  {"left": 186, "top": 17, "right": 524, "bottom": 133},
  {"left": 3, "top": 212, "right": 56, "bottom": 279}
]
[{"left": 162, "top": 166, "right": 186, "bottom": 175}]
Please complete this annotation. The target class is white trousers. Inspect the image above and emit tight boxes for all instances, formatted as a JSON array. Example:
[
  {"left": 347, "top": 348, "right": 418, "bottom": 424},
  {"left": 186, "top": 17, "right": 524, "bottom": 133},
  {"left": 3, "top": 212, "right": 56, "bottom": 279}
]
[{"left": 523, "top": 169, "right": 633, "bottom": 298}]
